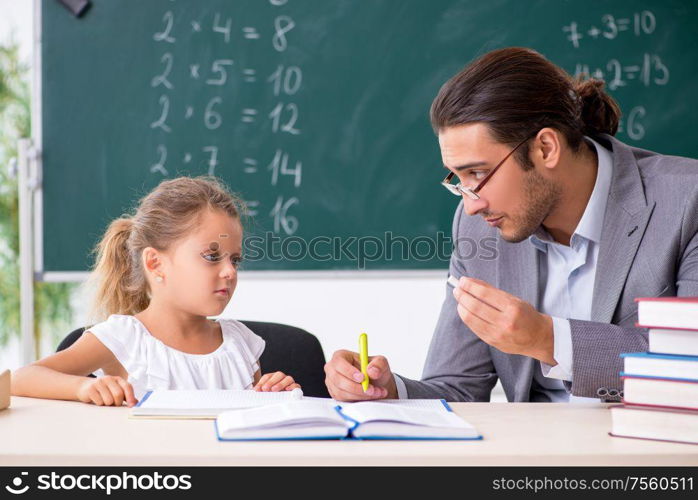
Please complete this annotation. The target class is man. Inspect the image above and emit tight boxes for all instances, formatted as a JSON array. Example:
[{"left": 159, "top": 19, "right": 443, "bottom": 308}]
[{"left": 324, "top": 47, "right": 698, "bottom": 403}]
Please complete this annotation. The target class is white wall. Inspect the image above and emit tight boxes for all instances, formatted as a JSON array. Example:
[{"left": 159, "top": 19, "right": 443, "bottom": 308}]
[
  {"left": 222, "top": 272, "right": 506, "bottom": 401},
  {"left": 221, "top": 272, "right": 446, "bottom": 380}
]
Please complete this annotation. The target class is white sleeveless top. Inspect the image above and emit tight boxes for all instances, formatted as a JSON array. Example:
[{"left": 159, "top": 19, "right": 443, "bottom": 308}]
[{"left": 87, "top": 314, "right": 265, "bottom": 400}]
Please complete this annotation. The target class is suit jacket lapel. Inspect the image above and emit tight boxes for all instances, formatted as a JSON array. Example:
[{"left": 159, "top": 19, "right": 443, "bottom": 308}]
[
  {"left": 591, "top": 135, "right": 655, "bottom": 323},
  {"left": 591, "top": 201, "right": 655, "bottom": 323}
]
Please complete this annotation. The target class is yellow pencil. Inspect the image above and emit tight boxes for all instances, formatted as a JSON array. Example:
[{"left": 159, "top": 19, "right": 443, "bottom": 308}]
[{"left": 359, "top": 332, "right": 369, "bottom": 392}]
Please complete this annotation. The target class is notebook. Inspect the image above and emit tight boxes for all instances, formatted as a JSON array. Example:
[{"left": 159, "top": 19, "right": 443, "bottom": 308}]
[
  {"left": 130, "top": 388, "right": 304, "bottom": 419},
  {"left": 214, "top": 399, "right": 482, "bottom": 441}
]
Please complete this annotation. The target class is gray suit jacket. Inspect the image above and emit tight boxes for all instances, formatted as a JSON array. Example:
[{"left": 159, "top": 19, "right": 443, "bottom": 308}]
[{"left": 400, "top": 134, "right": 698, "bottom": 402}]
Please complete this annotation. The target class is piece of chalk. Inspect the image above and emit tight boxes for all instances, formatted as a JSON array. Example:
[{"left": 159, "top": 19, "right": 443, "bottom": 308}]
[
  {"left": 447, "top": 275, "right": 460, "bottom": 288},
  {"left": 291, "top": 387, "right": 304, "bottom": 399}
]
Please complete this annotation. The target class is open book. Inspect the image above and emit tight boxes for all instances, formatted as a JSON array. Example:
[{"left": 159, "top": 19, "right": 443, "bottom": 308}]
[
  {"left": 215, "top": 399, "right": 482, "bottom": 441},
  {"left": 130, "top": 388, "right": 304, "bottom": 418}
]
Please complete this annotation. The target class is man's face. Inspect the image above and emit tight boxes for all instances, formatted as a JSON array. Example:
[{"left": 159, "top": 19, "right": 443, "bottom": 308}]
[{"left": 439, "top": 123, "right": 561, "bottom": 243}]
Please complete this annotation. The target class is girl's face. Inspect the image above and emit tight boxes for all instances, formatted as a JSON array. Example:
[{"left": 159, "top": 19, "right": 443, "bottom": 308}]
[{"left": 157, "top": 209, "right": 243, "bottom": 317}]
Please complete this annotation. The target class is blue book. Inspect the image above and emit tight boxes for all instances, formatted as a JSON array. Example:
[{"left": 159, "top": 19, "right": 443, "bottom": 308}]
[
  {"left": 620, "top": 352, "right": 698, "bottom": 382},
  {"left": 214, "top": 399, "right": 482, "bottom": 441}
]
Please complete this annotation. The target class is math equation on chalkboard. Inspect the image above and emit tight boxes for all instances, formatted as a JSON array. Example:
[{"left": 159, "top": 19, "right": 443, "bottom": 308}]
[
  {"left": 147, "top": 0, "right": 302, "bottom": 237},
  {"left": 562, "top": 9, "right": 668, "bottom": 142}
]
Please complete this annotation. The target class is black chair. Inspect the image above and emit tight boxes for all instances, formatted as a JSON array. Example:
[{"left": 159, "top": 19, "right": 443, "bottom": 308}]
[{"left": 57, "top": 320, "right": 330, "bottom": 398}]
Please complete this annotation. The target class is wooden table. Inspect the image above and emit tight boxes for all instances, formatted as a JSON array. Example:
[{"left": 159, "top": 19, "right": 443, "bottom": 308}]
[{"left": 2, "top": 397, "right": 697, "bottom": 466}]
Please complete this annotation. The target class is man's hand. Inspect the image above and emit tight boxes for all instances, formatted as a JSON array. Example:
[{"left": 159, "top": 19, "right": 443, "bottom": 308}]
[
  {"left": 453, "top": 277, "right": 556, "bottom": 365},
  {"left": 324, "top": 350, "right": 398, "bottom": 401}
]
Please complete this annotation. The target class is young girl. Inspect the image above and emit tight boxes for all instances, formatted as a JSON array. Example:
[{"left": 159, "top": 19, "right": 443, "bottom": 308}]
[{"left": 12, "top": 176, "right": 299, "bottom": 406}]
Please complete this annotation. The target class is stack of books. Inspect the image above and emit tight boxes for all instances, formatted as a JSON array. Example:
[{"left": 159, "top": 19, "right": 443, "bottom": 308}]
[{"left": 610, "top": 297, "right": 698, "bottom": 445}]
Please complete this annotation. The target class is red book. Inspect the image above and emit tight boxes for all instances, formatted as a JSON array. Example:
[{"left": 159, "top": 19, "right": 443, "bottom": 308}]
[
  {"left": 622, "top": 375, "right": 698, "bottom": 411},
  {"left": 635, "top": 297, "right": 698, "bottom": 330},
  {"left": 639, "top": 327, "right": 698, "bottom": 356},
  {"left": 610, "top": 404, "right": 698, "bottom": 445}
]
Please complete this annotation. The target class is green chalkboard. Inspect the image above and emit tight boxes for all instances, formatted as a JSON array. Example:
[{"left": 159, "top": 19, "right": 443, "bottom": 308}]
[{"left": 40, "top": 0, "right": 698, "bottom": 274}]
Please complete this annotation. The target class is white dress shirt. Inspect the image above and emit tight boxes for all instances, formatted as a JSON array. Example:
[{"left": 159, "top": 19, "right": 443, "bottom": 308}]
[{"left": 529, "top": 136, "right": 612, "bottom": 402}]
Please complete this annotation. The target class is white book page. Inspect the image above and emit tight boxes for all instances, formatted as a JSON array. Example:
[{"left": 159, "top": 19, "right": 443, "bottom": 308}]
[
  {"left": 640, "top": 301, "right": 698, "bottom": 329},
  {"left": 217, "top": 400, "right": 346, "bottom": 432},
  {"left": 136, "top": 388, "right": 303, "bottom": 411},
  {"left": 218, "top": 424, "right": 349, "bottom": 440},
  {"left": 339, "top": 401, "right": 471, "bottom": 428}
]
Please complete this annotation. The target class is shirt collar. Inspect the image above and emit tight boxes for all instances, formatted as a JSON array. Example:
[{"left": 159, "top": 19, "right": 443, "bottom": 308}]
[{"left": 529, "top": 136, "right": 613, "bottom": 251}]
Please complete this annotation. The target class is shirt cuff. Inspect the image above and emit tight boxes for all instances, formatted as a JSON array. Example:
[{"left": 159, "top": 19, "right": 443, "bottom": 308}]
[
  {"left": 394, "top": 374, "right": 408, "bottom": 399},
  {"left": 540, "top": 316, "right": 573, "bottom": 381}
]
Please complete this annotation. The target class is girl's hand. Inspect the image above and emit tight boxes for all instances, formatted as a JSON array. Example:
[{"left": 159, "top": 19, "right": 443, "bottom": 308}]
[
  {"left": 76, "top": 375, "right": 138, "bottom": 407},
  {"left": 253, "top": 371, "right": 301, "bottom": 392}
]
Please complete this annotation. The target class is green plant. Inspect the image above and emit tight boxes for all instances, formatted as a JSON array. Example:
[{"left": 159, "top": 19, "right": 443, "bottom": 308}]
[{"left": 0, "top": 40, "right": 76, "bottom": 358}]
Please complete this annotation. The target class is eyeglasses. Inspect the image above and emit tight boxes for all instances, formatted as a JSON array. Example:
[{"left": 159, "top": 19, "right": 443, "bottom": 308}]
[{"left": 441, "top": 134, "right": 534, "bottom": 200}]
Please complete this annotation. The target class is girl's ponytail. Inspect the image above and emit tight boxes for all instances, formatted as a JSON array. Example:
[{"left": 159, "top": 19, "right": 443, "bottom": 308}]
[{"left": 89, "top": 217, "right": 149, "bottom": 322}]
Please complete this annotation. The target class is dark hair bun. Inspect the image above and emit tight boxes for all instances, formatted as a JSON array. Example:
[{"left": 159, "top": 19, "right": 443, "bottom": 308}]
[{"left": 573, "top": 78, "right": 621, "bottom": 137}]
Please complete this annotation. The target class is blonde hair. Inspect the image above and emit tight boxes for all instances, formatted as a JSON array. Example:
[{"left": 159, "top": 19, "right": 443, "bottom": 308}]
[{"left": 88, "top": 176, "right": 244, "bottom": 322}]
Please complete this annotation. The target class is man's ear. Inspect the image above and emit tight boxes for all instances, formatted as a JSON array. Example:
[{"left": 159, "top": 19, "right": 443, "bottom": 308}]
[{"left": 534, "top": 128, "right": 562, "bottom": 170}]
